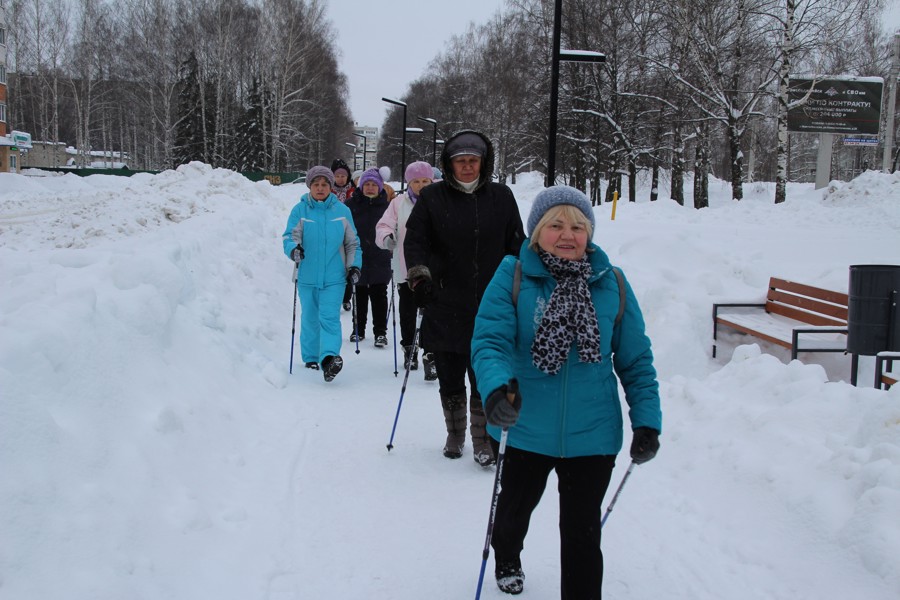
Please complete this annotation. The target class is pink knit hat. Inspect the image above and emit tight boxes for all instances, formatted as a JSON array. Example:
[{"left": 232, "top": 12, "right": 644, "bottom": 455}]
[{"left": 405, "top": 161, "right": 434, "bottom": 182}]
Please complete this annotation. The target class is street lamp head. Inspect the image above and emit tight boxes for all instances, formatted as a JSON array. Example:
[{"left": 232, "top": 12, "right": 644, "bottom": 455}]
[
  {"left": 405, "top": 127, "right": 424, "bottom": 133},
  {"left": 417, "top": 116, "right": 437, "bottom": 125},
  {"left": 382, "top": 97, "right": 407, "bottom": 107}
]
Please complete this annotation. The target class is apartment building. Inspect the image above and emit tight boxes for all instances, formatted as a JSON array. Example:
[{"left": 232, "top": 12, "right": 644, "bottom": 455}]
[{"left": 0, "top": 0, "right": 20, "bottom": 173}]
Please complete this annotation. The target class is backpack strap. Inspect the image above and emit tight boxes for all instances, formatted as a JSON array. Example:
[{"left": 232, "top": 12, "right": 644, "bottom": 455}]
[
  {"left": 612, "top": 267, "right": 625, "bottom": 327},
  {"left": 512, "top": 259, "right": 523, "bottom": 306}
]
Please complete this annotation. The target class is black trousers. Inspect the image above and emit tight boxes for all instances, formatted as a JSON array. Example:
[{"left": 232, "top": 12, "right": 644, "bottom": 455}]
[
  {"left": 488, "top": 442, "right": 616, "bottom": 600},
  {"left": 353, "top": 283, "right": 388, "bottom": 337},
  {"left": 397, "top": 282, "right": 419, "bottom": 348},
  {"left": 433, "top": 350, "right": 478, "bottom": 399}
]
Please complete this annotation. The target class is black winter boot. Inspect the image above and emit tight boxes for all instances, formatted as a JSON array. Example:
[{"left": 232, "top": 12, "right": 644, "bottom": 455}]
[
  {"left": 495, "top": 557, "right": 525, "bottom": 595},
  {"left": 440, "top": 393, "right": 467, "bottom": 459},
  {"left": 403, "top": 345, "right": 419, "bottom": 370},
  {"left": 321, "top": 355, "right": 343, "bottom": 382},
  {"left": 470, "top": 393, "right": 496, "bottom": 467},
  {"left": 422, "top": 352, "right": 437, "bottom": 381}
]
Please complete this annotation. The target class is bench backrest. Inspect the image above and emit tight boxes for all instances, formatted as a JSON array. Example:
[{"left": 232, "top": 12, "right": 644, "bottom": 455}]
[{"left": 765, "top": 277, "right": 849, "bottom": 326}]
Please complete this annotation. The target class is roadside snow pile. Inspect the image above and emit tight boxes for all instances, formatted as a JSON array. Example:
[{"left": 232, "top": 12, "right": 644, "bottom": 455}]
[{"left": 0, "top": 162, "right": 282, "bottom": 250}]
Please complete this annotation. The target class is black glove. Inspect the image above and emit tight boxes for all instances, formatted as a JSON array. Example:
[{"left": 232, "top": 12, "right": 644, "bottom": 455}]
[
  {"left": 484, "top": 381, "right": 522, "bottom": 428},
  {"left": 412, "top": 279, "right": 435, "bottom": 307},
  {"left": 407, "top": 265, "right": 434, "bottom": 308},
  {"left": 383, "top": 234, "right": 397, "bottom": 251},
  {"left": 347, "top": 266, "right": 361, "bottom": 285},
  {"left": 290, "top": 245, "right": 305, "bottom": 263},
  {"left": 630, "top": 427, "right": 659, "bottom": 465}
]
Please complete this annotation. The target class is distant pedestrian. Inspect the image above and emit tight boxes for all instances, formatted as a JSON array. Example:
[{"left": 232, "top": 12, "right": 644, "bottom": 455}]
[
  {"left": 331, "top": 158, "right": 355, "bottom": 203},
  {"left": 282, "top": 165, "right": 361, "bottom": 382},
  {"left": 471, "top": 185, "right": 662, "bottom": 597},
  {"left": 376, "top": 161, "right": 438, "bottom": 379},
  {"left": 346, "top": 167, "right": 392, "bottom": 348},
  {"left": 404, "top": 130, "right": 525, "bottom": 466},
  {"left": 333, "top": 158, "right": 357, "bottom": 311}
]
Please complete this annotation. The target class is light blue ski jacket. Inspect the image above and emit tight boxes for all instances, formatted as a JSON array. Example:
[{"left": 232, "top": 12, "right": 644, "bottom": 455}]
[
  {"left": 471, "top": 240, "right": 662, "bottom": 458},
  {"left": 282, "top": 193, "right": 361, "bottom": 287}
]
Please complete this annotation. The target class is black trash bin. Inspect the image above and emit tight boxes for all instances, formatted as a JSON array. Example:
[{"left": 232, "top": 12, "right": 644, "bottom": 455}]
[{"left": 847, "top": 265, "right": 900, "bottom": 356}]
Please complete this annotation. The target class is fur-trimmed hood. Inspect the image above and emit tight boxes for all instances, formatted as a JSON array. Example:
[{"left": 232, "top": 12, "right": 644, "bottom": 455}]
[{"left": 440, "top": 129, "right": 495, "bottom": 193}]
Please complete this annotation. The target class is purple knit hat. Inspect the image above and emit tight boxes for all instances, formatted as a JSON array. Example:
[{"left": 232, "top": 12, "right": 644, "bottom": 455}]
[
  {"left": 405, "top": 161, "right": 434, "bottom": 182},
  {"left": 358, "top": 167, "right": 384, "bottom": 193},
  {"left": 306, "top": 165, "right": 335, "bottom": 188}
]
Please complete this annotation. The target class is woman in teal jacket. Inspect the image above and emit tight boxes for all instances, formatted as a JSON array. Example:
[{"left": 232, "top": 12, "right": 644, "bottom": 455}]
[
  {"left": 471, "top": 185, "right": 662, "bottom": 598},
  {"left": 283, "top": 166, "right": 361, "bottom": 381}
]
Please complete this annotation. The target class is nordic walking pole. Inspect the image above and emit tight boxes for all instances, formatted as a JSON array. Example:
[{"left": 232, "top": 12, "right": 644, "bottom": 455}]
[
  {"left": 289, "top": 263, "right": 299, "bottom": 374},
  {"left": 601, "top": 461, "right": 636, "bottom": 528},
  {"left": 352, "top": 283, "right": 360, "bottom": 355},
  {"left": 475, "top": 379, "right": 518, "bottom": 600},
  {"left": 386, "top": 309, "right": 424, "bottom": 451},
  {"left": 390, "top": 272, "right": 399, "bottom": 376}
]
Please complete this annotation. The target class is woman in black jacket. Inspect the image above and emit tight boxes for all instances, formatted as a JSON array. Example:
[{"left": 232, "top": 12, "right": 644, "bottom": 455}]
[
  {"left": 346, "top": 167, "right": 393, "bottom": 347},
  {"left": 404, "top": 130, "right": 525, "bottom": 466}
]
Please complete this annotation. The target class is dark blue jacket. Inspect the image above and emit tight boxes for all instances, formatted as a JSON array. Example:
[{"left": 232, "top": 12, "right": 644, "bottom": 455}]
[{"left": 347, "top": 189, "right": 392, "bottom": 286}]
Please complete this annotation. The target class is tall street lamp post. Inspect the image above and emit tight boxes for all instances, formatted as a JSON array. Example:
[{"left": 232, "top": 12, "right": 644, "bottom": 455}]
[
  {"left": 351, "top": 132, "right": 368, "bottom": 170},
  {"left": 382, "top": 97, "right": 409, "bottom": 191},
  {"left": 344, "top": 142, "right": 358, "bottom": 171},
  {"left": 406, "top": 126, "right": 424, "bottom": 163},
  {"left": 547, "top": 0, "right": 605, "bottom": 186},
  {"left": 417, "top": 117, "right": 438, "bottom": 166}
]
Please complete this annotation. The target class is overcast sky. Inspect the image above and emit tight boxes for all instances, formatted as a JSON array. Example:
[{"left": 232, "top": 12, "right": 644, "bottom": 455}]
[{"left": 325, "top": 0, "right": 506, "bottom": 129}]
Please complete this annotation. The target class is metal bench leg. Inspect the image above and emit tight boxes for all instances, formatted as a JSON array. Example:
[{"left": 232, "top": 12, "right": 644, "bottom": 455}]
[{"left": 851, "top": 353, "right": 859, "bottom": 387}]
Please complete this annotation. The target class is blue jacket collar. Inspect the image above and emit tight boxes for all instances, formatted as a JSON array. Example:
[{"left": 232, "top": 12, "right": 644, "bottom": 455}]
[{"left": 303, "top": 192, "right": 338, "bottom": 208}]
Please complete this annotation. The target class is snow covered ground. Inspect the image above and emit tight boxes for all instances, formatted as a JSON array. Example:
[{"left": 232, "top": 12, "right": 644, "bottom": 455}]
[{"left": 1, "top": 163, "right": 899, "bottom": 599}]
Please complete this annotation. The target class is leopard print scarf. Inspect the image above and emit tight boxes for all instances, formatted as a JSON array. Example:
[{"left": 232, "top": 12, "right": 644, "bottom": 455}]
[{"left": 531, "top": 248, "right": 602, "bottom": 375}]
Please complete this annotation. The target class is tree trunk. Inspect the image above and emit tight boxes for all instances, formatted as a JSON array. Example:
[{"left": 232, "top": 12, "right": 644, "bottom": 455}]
[
  {"left": 775, "top": 0, "right": 795, "bottom": 204},
  {"left": 694, "top": 123, "right": 709, "bottom": 210},
  {"left": 628, "top": 160, "right": 636, "bottom": 202},
  {"left": 671, "top": 119, "right": 684, "bottom": 206}
]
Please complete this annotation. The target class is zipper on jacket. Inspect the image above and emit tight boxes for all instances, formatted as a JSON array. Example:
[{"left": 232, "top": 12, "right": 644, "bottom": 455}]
[{"left": 558, "top": 359, "right": 569, "bottom": 457}]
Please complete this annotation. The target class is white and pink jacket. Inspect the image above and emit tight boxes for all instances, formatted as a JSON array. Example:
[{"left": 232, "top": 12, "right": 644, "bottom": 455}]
[{"left": 375, "top": 192, "right": 416, "bottom": 282}]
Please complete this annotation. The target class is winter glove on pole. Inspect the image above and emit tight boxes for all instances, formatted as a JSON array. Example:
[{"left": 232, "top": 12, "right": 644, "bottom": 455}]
[
  {"left": 347, "top": 266, "right": 361, "bottom": 285},
  {"left": 290, "top": 245, "right": 305, "bottom": 263},
  {"left": 383, "top": 234, "right": 397, "bottom": 251},
  {"left": 630, "top": 427, "right": 660, "bottom": 464},
  {"left": 484, "top": 380, "right": 522, "bottom": 427},
  {"left": 407, "top": 265, "right": 434, "bottom": 308}
]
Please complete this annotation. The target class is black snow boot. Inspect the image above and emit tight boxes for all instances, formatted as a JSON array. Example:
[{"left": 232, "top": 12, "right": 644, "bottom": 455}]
[
  {"left": 440, "top": 393, "right": 467, "bottom": 459},
  {"left": 321, "top": 355, "right": 343, "bottom": 382},
  {"left": 470, "top": 393, "right": 496, "bottom": 467},
  {"left": 422, "top": 352, "right": 438, "bottom": 381},
  {"left": 495, "top": 557, "right": 524, "bottom": 595},
  {"left": 403, "top": 345, "right": 419, "bottom": 371}
]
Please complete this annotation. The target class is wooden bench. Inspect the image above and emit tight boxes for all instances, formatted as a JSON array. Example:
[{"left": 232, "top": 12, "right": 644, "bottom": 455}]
[
  {"left": 875, "top": 351, "right": 899, "bottom": 390},
  {"left": 713, "top": 277, "right": 849, "bottom": 361}
]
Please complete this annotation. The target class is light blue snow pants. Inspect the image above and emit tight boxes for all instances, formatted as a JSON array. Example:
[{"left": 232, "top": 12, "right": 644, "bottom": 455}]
[{"left": 298, "top": 281, "right": 345, "bottom": 364}]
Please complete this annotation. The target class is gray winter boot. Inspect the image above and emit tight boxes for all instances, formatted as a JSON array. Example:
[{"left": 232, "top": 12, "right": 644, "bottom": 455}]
[
  {"left": 441, "top": 393, "right": 467, "bottom": 459},
  {"left": 470, "top": 393, "right": 496, "bottom": 467}
]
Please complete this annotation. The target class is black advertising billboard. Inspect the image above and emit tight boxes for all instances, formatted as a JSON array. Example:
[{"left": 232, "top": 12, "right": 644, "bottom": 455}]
[{"left": 787, "top": 77, "right": 883, "bottom": 135}]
